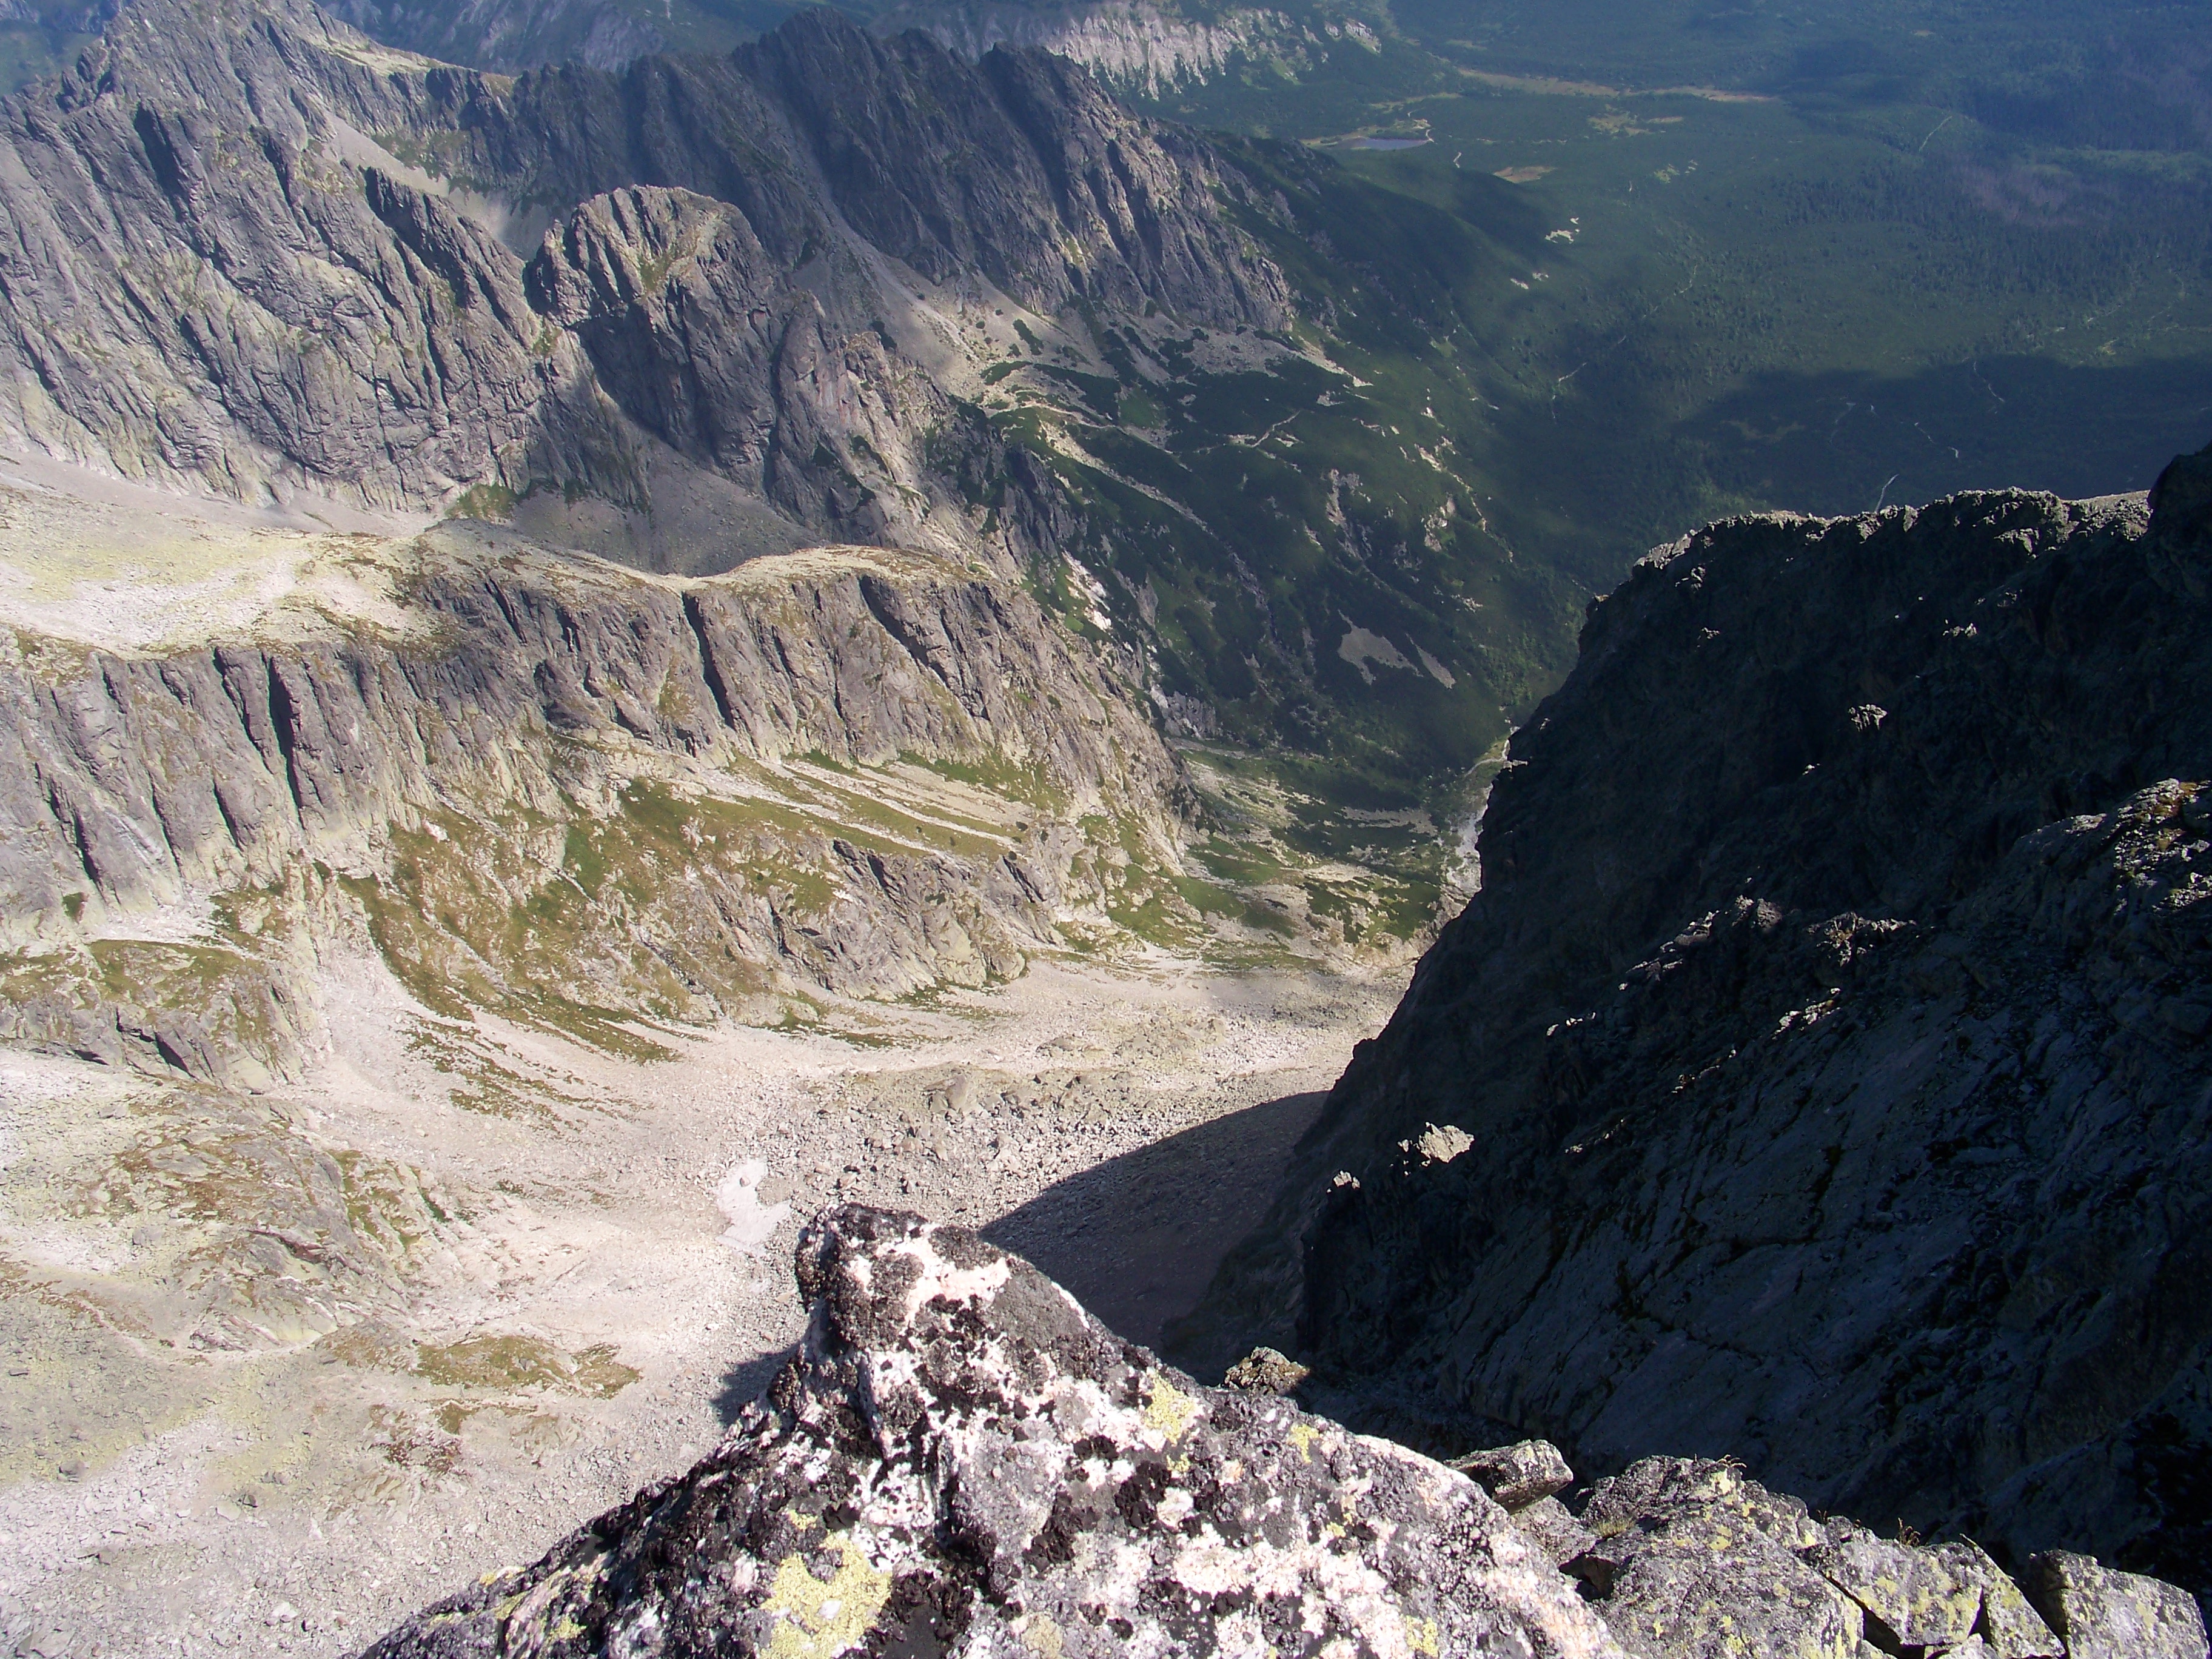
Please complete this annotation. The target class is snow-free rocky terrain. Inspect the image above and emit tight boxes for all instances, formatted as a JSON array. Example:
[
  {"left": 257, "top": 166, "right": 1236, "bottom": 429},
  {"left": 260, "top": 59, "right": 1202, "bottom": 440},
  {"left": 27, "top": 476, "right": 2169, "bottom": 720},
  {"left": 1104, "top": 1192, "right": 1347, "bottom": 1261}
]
[
  {"left": 1189, "top": 442, "right": 2212, "bottom": 1617},
  {"left": 363, "top": 1207, "right": 2210, "bottom": 1659},
  {"left": 0, "top": 0, "right": 1575, "bottom": 800},
  {"left": 0, "top": 452, "right": 1410, "bottom": 1655},
  {"left": 2, "top": 0, "right": 2209, "bottom": 1650},
  {"left": 0, "top": 5, "right": 1470, "bottom": 1649},
  {"left": 0, "top": 0, "right": 1267, "bottom": 561}
]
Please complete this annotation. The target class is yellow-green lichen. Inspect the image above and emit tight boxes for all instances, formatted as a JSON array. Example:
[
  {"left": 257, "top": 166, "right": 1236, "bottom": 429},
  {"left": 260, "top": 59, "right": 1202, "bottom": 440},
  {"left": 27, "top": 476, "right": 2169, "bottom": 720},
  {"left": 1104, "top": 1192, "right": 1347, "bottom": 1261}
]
[
  {"left": 762, "top": 1534, "right": 891, "bottom": 1659},
  {"left": 1142, "top": 1372, "right": 1198, "bottom": 1444}
]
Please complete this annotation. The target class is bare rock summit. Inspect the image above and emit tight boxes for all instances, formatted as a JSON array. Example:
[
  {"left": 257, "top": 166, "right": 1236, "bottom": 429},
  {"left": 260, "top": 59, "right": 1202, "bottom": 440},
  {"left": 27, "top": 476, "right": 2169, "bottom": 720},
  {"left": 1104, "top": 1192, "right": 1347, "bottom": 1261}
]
[
  {"left": 361, "top": 1204, "right": 1624, "bottom": 1659},
  {"left": 361, "top": 1208, "right": 2210, "bottom": 1659}
]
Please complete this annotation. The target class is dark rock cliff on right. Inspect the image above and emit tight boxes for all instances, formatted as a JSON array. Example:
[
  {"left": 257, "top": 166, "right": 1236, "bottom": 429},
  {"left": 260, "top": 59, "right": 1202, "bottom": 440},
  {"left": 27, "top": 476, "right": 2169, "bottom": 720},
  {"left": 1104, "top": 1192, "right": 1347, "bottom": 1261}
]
[{"left": 1175, "top": 443, "right": 2212, "bottom": 1607}]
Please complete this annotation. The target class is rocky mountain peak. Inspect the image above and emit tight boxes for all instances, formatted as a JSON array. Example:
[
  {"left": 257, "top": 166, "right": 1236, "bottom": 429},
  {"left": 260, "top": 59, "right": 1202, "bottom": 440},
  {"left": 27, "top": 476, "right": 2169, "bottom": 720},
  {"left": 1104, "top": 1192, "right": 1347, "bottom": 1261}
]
[
  {"left": 732, "top": 4, "right": 1290, "bottom": 326},
  {"left": 2151, "top": 439, "right": 2212, "bottom": 557},
  {"left": 1179, "top": 449, "right": 2212, "bottom": 1611},
  {"left": 363, "top": 1205, "right": 2211, "bottom": 1658}
]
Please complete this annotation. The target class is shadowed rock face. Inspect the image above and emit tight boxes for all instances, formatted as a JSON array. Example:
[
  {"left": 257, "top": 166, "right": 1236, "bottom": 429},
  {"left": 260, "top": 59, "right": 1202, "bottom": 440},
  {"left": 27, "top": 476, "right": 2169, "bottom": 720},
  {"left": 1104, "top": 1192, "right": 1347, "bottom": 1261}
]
[{"left": 1181, "top": 445, "right": 2212, "bottom": 1603}]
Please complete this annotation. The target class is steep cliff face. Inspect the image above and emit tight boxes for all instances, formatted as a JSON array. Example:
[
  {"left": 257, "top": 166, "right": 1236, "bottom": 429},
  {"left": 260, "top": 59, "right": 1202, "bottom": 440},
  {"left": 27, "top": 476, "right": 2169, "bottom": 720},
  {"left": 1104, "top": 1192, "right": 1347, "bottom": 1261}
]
[
  {"left": 731, "top": 11, "right": 1289, "bottom": 325},
  {"left": 0, "top": 0, "right": 1285, "bottom": 532},
  {"left": 523, "top": 184, "right": 964, "bottom": 555},
  {"left": 1183, "top": 446, "right": 2212, "bottom": 1601},
  {"left": 0, "top": 1, "right": 623, "bottom": 511},
  {"left": 0, "top": 492, "right": 1190, "bottom": 1100},
  {"left": 877, "top": 0, "right": 1299, "bottom": 97},
  {"left": 321, "top": 0, "right": 661, "bottom": 72}
]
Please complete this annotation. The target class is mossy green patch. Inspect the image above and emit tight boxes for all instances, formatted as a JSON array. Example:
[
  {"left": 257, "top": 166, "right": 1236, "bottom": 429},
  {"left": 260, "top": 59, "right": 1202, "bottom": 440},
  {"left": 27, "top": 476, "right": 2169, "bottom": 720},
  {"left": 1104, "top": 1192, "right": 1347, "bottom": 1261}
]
[
  {"left": 901, "top": 751, "right": 1070, "bottom": 814},
  {"left": 447, "top": 483, "right": 517, "bottom": 523},
  {"left": 415, "top": 1333, "right": 638, "bottom": 1398}
]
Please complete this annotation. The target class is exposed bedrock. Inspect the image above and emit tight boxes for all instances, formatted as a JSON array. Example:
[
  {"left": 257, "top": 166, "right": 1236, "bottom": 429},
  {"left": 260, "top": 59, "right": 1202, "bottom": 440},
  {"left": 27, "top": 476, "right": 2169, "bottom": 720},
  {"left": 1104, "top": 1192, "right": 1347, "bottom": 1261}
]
[
  {"left": 0, "top": 0, "right": 1286, "bottom": 550},
  {"left": 0, "top": 530, "right": 1187, "bottom": 1079},
  {"left": 1179, "top": 444, "right": 2212, "bottom": 1604},
  {"left": 361, "top": 1207, "right": 2210, "bottom": 1659}
]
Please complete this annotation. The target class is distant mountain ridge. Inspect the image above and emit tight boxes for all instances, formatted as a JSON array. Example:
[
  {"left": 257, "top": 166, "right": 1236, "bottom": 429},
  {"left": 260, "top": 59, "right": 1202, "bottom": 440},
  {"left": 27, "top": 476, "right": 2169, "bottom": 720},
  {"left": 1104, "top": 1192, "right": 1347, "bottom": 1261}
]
[
  {"left": 0, "top": 0, "right": 1282, "bottom": 545},
  {"left": 0, "top": 0, "right": 1581, "bottom": 819},
  {"left": 315, "top": 0, "right": 1319, "bottom": 91}
]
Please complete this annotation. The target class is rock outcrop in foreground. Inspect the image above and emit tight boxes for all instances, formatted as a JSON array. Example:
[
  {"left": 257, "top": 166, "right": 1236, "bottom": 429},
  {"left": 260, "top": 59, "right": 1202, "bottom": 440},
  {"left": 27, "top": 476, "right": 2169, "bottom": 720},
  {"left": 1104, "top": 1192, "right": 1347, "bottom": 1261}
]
[
  {"left": 1182, "top": 443, "right": 2212, "bottom": 1603},
  {"left": 362, "top": 1207, "right": 2208, "bottom": 1659}
]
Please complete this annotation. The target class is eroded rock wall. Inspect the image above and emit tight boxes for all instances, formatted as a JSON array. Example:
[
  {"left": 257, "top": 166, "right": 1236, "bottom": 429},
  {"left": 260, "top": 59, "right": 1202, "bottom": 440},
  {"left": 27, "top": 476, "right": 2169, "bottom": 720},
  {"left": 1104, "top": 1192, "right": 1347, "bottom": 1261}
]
[
  {"left": 1182, "top": 448, "right": 2212, "bottom": 1602},
  {"left": 0, "top": 0, "right": 1287, "bottom": 557},
  {"left": 0, "top": 529, "right": 1188, "bottom": 1074}
]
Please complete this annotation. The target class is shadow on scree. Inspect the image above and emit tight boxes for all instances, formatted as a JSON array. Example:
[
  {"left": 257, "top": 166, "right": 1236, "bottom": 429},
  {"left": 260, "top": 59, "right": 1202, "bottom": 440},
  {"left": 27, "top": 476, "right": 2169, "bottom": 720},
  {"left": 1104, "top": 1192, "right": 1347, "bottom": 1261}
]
[{"left": 708, "top": 1088, "right": 1330, "bottom": 1426}]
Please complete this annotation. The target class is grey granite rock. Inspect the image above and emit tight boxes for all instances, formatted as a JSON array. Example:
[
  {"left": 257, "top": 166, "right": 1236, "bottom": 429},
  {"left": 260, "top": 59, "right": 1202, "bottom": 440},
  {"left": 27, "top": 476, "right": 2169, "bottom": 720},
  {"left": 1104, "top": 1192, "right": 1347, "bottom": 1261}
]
[
  {"left": 1577, "top": 1513, "right": 1866, "bottom": 1659},
  {"left": 0, "top": 530, "right": 1187, "bottom": 1048},
  {"left": 0, "top": 0, "right": 1286, "bottom": 554},
  {"left": 360, "top": 1205, "right": 1627, "bottom": 1659},
  {"left": 1566, "top": 1457, "right": 2078, "bottom": 1659},
  {"left": 2029, "top": 1552, "right": 2211, "bottom": 1659},
  {"left": 1221, "top": 1344, "right": 1309, "bottom": 1395},
  {"left": 1806, "top": 1523, "right": 1986, "bottom": 1651},
  {"left": 1512, "top": 1496, "right": 1597, "bottom": 1569},
  {"left": 1188, "top": 449, "right": 2212, "bottom": 1602},
  {"left": 1938, "top": 1538, "right": 2063, "bottom": 1659},
  {"left": 353, "top": 1216, "right": 2205, "bottom": 1659},
  {"left": 1581, "top": 1456, "right": 1823, "bottom": 1553},
  {"left": 1451, "top": 1438, "right": 1575, "bottom": 1511}
]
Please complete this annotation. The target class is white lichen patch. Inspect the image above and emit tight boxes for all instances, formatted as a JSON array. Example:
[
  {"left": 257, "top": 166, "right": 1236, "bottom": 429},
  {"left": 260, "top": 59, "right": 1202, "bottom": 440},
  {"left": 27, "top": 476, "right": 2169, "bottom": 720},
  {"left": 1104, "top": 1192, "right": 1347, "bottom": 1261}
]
[{"left": 882, "top": 1231, "right": 1013, "bottom": 1321}]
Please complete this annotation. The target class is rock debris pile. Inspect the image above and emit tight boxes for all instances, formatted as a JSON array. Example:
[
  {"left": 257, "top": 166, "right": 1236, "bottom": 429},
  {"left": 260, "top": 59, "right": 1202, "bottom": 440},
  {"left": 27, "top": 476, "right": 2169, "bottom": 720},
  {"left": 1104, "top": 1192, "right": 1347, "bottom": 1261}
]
[{"left": 363, "top": 1207, "right": 2207, "bottom": 1659}]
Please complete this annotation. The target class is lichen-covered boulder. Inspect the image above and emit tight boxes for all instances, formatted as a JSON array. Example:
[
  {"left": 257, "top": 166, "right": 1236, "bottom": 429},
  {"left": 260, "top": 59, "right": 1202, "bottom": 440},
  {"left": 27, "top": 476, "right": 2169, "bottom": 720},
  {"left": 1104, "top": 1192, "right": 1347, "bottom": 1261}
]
[
  {"left": 1803, "top": 1524, "right": 2062, "bottom": 1655},
  {"left": 1580, "top": 1456, "right": 1825, "bottom": 1553},
  {"left": 1512, "top": 1496, "right": 1598, "bottom": 1569},
  {"left": 1567, "top": 1457, "right": 2075, "bottom": 1659},
  {"left": 2028, "top": 1551, "right": 2211, "bottom": 1659},
  {"left": 1808, "top": 1524, "right": 1982, "bottom": 1651},
  {"left": 1451, "top": 1439, "right": 1577, "bottom": 1511},
  {"left": 1575, "top": 1498, "right": 1866, "bottom": 1659},
  {"left": 361, "top": 1206, "right": 1625, "bottom": 1658},
  {"left": 1222, "top": 1345, "right": 1311, "bottom": 1396}
]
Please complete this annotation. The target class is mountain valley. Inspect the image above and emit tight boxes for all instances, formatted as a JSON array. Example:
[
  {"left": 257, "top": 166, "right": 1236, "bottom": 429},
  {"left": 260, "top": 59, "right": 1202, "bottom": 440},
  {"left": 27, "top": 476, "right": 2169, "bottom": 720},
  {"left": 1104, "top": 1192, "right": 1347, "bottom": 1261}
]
[
  {"left": 0, "top": 0, "right": 2207, "bottom": 1654},
  {"left": 0, "top": 449, "right": 1407, "bottom": 1654}
]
